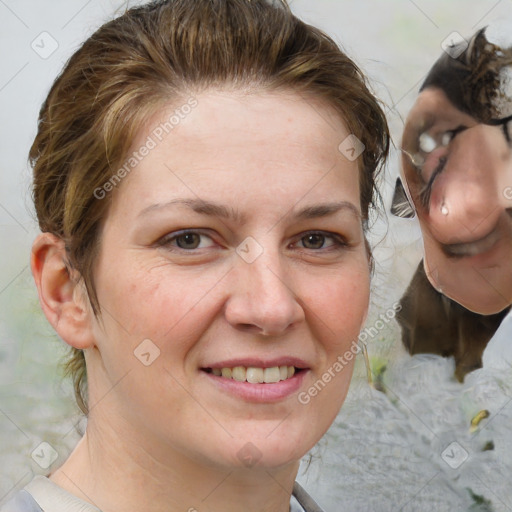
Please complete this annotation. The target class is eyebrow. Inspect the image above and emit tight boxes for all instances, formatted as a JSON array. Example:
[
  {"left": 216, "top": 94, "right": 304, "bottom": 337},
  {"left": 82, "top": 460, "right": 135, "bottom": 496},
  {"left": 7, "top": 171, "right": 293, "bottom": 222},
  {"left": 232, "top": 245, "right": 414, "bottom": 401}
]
[
  {"left": 137, "top": 198, "right": 360, "bottom": 223},
  {"left": 138, "top": 199, "right": 247, "bottom": 223},
  {"left": 293, "top": 201, "right": 360, "bottom": 220}
]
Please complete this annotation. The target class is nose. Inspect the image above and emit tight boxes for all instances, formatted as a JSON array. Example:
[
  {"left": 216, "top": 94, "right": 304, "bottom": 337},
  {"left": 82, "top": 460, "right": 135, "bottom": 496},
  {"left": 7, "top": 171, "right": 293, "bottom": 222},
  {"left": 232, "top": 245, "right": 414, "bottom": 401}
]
[
  {"left": 427, "top": 125, "right": 507, "bottom": 243},
  {"left": 224, "top": 250, "right": 305, "bottom": 336}
]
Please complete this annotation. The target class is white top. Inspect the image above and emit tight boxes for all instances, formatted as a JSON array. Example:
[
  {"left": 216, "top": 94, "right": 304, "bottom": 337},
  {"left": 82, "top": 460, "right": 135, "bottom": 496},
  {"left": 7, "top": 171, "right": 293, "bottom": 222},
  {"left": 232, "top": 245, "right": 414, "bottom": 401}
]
[{"left": 482, "top": 308, "right": 512, "bottom": 370}]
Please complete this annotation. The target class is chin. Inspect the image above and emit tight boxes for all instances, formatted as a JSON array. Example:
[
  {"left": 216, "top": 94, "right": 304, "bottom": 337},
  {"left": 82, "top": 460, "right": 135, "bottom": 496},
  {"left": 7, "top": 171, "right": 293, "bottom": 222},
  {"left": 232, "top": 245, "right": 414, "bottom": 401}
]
[
  {"left": 228, "top": 443, "right": 306, "bottom": 471},
  {"left": 426, "top": 256, "right": 512, "bottom": 315},
  {"left": 439, "top": 277, "right": 511, "bottom": 314},
  {"left": 218, "top": 423, "right": 320, "bottom": 471},
  {"left": 455, "top": 295, "right": 511, "bottom": 316}
]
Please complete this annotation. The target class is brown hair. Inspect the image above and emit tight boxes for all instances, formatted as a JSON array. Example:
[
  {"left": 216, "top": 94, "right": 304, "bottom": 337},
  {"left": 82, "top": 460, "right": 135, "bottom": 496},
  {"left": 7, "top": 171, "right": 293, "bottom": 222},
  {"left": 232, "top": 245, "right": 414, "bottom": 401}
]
[
  {"left": 30, "top": 0, "right": 389, "bottom": 414},
  {"left": 421, "top": 27, "right": 512, "bottom": 123}
]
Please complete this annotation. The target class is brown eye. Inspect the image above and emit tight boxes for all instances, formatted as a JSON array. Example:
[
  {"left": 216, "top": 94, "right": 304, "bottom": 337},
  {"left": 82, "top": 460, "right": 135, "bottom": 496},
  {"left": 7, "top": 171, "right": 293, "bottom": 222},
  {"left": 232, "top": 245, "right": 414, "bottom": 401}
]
[
  {"left": 301, "top": 233, "right": 327, "bottom": 249},
  {"left": 176, "top": 233, "right": 201, "bottom": 249},
  {"left": 292, "top": 231, "right": 348, "bottom": 255},
  {"left": 157, "top": 230, "right": 217, "bottom": 251}
]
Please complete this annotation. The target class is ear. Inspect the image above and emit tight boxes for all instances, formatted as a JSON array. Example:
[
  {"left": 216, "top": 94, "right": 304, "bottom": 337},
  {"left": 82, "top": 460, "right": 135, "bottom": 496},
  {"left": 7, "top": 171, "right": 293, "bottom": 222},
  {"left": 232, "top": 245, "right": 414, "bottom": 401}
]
[{"left": 31, "top": 233, "right": 96, "bottom": 350}]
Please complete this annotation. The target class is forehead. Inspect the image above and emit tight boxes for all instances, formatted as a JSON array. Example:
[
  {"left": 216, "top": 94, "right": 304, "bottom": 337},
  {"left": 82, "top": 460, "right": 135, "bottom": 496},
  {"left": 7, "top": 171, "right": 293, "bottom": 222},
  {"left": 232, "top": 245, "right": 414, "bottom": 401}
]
[
  {"left": 107, "top": 89, "right": 361, "bottom": 219},
  {"left": 146, "top": 89, "right": 348, "bottom": 156}
]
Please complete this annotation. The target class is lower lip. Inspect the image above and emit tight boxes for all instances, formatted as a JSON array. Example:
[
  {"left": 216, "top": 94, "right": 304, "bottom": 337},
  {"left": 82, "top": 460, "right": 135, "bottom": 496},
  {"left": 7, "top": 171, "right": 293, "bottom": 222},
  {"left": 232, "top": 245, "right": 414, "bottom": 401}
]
[{"left": 201, "top": 370, "right": 308, "bottom": 403}]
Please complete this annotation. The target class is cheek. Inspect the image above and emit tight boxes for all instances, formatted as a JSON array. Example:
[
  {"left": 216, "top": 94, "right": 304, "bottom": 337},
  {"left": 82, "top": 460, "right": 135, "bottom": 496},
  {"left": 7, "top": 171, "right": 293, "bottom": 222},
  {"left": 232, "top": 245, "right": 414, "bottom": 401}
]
[
  {"left": 302, "top": 261, "right": 370, "bottom": 348},
  {"left": 96, "top": 253, "right": 225, "bottom": 339}
]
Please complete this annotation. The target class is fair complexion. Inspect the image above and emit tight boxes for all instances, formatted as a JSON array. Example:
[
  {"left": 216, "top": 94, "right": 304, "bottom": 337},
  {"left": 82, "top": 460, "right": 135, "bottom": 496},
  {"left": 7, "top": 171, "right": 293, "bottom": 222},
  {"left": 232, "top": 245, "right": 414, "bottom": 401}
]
[
  {"left": 32, "top": 89, "right": 370, "bottom": 512},
  {"left": 402, "top": 87, "right": 512, "bottom": 314}
]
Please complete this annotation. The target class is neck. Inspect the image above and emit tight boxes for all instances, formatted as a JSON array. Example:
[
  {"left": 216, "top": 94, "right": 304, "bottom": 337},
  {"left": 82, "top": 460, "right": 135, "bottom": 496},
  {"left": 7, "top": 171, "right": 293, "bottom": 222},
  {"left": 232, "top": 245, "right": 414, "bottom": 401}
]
[{"left": 49, "top": 414, "right": 299, "bottom": 512}]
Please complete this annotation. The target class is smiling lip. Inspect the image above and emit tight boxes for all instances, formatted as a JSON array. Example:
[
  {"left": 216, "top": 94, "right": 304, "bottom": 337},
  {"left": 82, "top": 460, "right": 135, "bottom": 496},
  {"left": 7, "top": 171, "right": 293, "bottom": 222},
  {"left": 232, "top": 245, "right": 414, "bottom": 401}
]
[
  {"left": 205, "top": 357, "right": 309, "bottom": 370},
  {"left": 441, "top": 224, "right": 501, "bottom": 258},
  {"left": 201, "top": 357, "right": 309, "bottom": 403}
]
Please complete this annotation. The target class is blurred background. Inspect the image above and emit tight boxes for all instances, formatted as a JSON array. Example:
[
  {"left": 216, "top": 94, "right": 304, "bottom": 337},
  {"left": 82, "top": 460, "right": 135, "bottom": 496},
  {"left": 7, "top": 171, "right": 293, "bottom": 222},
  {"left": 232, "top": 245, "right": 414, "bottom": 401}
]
[{"left": 1, "top": 1, "right": 512, "bottom": 510}]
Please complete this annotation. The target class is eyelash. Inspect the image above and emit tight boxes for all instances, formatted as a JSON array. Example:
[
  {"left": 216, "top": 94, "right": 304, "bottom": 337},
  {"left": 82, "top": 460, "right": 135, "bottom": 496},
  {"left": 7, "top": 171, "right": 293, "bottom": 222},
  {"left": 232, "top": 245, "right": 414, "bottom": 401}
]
[
  {"left": 418, "top": 126, "right": 467, "bottom": 208},
  {"left": 419, "top": 156, "right": 446, "bottom": 208},
  {"left": 156, "top": 230, "right": 216, "bottom": 251},
  {"left": 293, "top": 231, "right": 349, "bottom": 252},
  {"left": 155, "top": 230, "right": 349, "bottom": 253}
]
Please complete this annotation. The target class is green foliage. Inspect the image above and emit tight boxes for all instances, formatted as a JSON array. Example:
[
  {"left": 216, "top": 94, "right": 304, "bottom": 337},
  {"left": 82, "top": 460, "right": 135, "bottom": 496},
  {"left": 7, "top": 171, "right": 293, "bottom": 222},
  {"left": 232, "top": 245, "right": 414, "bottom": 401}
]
[{"left": 467, "top": 488, "right": 494, "bottom": 511}]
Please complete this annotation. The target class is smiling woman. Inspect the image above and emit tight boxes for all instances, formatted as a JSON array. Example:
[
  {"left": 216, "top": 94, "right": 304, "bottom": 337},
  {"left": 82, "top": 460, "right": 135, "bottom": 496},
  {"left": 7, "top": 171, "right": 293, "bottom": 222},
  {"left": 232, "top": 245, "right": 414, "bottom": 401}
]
[{"left": 1, "top": 1, "right": 389, "bottom": 511}]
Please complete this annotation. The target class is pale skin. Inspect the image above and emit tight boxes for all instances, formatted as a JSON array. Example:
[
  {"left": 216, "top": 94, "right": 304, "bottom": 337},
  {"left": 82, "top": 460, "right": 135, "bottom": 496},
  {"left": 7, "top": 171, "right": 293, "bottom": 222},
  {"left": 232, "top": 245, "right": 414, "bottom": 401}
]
[
  {"left": 31, "top": 89, "right": 370, "bottom": 512},
  {"left": 402, "top": 87, "right": 512, "bottom": 314}
]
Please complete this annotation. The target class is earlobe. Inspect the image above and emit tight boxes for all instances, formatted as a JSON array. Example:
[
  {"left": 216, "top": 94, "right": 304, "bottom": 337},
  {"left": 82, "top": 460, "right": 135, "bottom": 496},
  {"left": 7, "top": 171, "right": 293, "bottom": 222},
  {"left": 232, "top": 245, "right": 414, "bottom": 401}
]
[{"left": 31, "top": 233, "right": 96, "bottom": 350}]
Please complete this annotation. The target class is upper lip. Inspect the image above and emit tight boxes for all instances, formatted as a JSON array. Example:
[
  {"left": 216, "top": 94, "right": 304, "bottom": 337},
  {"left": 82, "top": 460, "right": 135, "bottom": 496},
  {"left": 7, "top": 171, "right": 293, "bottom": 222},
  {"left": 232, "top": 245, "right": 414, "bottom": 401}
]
[
  {"left": 202, "top": 357, "right": 309, "bottom": 369},
  {"left": 441, "top": 224, "right": 500, "bottom": 258}
]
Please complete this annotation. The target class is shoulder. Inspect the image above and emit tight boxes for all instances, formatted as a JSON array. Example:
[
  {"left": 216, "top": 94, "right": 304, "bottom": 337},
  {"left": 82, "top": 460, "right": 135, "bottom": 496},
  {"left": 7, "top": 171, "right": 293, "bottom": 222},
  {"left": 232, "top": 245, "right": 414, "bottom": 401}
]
[
  {"left": 482, "top": 308, "right": 512, "bottom": 370},
  {"left": 0, "top": 490, "right": 43, "bottom": 512},
  {"left": 292, "top": 481, "right": 325, "bottom": 512},
  {"left": 0, "top": 476, "right": 100, "bottom": 512}
]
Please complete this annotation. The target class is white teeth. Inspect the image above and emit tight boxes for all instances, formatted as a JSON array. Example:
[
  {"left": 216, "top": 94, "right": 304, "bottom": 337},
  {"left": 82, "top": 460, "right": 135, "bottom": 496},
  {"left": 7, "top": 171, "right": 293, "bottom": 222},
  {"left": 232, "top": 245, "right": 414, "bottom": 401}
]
[
  {"left": 221, "top": 367, "right": 232, "bottom": 378},
  {"left": 246, "top": 367, "right": 264, "bottom": 384},
  {"left": 210, "top": 365, "right": 297, "bottom": 383},
  {"left": 263, "top": 367, "right": 281, "bottom": 383},
  {"left": 232, "top": 366, "right": 246, "bottom": 382}
]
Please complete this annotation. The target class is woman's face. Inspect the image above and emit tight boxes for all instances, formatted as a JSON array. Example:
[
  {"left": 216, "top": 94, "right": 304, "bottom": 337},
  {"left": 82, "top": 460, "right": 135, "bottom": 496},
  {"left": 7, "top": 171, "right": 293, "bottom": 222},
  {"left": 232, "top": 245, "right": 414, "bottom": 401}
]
[
  {"left": 402, "top": 87, "right": 512, "bottom": 314},
  {"left": 86, "top": 90, "right": 370, "bottom": 471}
]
